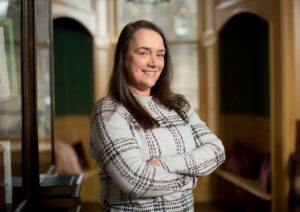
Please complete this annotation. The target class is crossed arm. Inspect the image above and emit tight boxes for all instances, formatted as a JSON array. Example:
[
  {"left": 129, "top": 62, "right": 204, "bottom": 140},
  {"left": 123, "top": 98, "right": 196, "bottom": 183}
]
[
  {"left": 90, "top": 106, "right": 225, "bottom": 198},
  {"left": 149, "top": 109, "right": 225, "bottom": 176}
]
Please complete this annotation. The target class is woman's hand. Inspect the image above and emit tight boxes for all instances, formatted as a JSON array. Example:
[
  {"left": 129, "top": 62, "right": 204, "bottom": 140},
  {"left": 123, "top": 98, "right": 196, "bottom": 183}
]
[{"left": 148, "top": 158, "right": 163, "bottom": 167}]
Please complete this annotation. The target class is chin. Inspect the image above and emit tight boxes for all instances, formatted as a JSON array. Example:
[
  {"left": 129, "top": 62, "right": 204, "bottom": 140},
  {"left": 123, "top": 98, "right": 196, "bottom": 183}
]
[{"left": 147, "top": 83, "right": 157, "bottom": 88}]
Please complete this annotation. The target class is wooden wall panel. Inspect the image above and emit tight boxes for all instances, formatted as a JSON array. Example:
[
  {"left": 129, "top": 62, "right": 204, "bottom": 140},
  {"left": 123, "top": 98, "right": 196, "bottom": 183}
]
[{"left": 54, "top": 115, "right": 96, "bottom": 168}]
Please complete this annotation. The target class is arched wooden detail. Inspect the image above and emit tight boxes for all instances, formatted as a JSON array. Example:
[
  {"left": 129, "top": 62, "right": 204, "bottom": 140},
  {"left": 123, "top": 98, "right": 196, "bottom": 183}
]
[{"left": 218, "top": 12, "right": 270, "bottom": 152}]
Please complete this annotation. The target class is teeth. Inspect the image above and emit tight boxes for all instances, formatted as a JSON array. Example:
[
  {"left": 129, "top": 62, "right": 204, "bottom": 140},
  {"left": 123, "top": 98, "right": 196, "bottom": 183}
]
[
  {"left": 143, "top": 70, "right": 151, "bottom": 75},
  {"left": 143, "top": 70, "right": 157, "bottom": 76}
]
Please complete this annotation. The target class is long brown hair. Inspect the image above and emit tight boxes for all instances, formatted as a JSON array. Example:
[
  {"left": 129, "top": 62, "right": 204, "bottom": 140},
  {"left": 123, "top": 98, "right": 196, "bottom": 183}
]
[{"left": 108, "top": 20, "right": 189, "bottom": 129}]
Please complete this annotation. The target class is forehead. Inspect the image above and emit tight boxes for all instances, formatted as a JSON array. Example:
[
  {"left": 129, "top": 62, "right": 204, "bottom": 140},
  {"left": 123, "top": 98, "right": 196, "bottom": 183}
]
[{"left": 130, "top": 28, "right": 165, "bottom": 49}]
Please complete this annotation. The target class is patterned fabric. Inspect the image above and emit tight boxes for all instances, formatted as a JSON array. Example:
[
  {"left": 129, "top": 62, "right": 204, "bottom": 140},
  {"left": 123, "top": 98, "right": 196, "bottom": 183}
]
[{"left": 90, "top": 95, "right": 225, "bottom": 211}]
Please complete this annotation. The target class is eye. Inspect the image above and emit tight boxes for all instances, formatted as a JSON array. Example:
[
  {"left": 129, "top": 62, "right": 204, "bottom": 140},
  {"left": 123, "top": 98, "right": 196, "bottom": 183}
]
[
  {"left": 156, "top": 52, "right": 165, "bottom": 59},
  {"left": 138, "top": 50, "right": 149, "bottom": 56}
]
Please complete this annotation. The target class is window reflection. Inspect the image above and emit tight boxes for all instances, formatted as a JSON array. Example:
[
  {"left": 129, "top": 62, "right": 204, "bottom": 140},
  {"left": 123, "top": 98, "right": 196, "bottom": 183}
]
[
  {"left": 117, "top": 0, "right": 198, "bottom": 41},
  {"left": 171, "top": 44, "right": 199, "bottom": 112},
  {"left": 0, "top": 0, "right": 23, "bottom": 208},
  {"left": 0, "top": 1, "right": 9, "bottom": 17},
  {"left": 36, "top": 0, "right": 52, "bottom": 173}
]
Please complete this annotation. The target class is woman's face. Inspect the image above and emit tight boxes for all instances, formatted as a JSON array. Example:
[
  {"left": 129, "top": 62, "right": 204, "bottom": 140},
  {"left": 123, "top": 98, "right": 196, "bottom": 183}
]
[{"left": 125, "top": 28, "right": 166, "bottom": 96}]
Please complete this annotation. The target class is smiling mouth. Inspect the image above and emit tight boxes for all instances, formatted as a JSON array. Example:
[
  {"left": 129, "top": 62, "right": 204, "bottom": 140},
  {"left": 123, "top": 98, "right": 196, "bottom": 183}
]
[{"left": 142, "top": 70, "right": 156, "bottom": 75}]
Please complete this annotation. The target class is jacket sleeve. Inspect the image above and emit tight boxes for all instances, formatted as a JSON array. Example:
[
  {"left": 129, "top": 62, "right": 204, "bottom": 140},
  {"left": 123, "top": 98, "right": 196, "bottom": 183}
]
[
  {"left": 159, "top": 108, "right": 226, "bottom": 176},
  {"left": 89, "top": 105, "right": 195, "bottom": 198}
]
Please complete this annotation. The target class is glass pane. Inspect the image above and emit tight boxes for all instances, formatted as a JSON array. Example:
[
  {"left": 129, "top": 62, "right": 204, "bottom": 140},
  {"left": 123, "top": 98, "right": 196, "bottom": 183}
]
[
  {"left": 117, "top": 0, "right": 198, "bottom": 40},
  {"left": 170, "top": 44, "right": 199, "bottom": 112},
  {"left": 36, "top": 0, "right": 53, "bottom": 173},
  {"left": 0, "top": 0, "right": 23, "bottom": 209}
]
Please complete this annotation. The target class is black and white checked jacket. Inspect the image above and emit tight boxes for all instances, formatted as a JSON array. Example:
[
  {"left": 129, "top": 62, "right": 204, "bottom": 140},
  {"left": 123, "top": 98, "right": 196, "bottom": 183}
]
[{"left": 90, "top": 95, "right": 225, "bottom": 211}]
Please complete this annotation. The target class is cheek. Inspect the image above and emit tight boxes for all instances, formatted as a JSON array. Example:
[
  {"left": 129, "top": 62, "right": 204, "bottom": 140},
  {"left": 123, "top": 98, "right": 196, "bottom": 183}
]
[
  {"left": 159, "top": 61, "right": 165, "bottom": 71},
  {"left": 125, "top": 59, "right": 141, "bottom": 81},
  {"left": 126, "top": 57, "right": 144, "bottom": 71},
  {"left": 125, "top": 58, "right": 135, "bottom": 73}
]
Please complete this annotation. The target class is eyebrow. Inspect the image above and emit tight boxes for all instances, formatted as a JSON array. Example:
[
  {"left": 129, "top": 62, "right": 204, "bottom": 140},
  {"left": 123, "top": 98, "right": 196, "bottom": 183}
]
[{"left": 136, "top": 47, "right": 166, "bottom": 52}]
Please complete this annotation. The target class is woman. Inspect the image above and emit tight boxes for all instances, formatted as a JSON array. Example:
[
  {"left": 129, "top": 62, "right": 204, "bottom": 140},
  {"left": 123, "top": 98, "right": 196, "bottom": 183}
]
[{"left": 90, "top": 20, "right": 225, "bottom": 211}]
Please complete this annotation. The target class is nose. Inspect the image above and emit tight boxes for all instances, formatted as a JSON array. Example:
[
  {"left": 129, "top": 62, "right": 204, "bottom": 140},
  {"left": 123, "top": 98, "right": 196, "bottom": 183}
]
[
  {"left": 148, "top": 55, "right": 157, "bottom": 68},
  {"left": 148, "top": 62, "right": 155, "bottom": 68}
]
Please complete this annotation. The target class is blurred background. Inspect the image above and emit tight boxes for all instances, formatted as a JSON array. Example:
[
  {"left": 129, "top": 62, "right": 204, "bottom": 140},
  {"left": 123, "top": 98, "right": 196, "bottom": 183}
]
[{"left": 0, "top": 0, "right": 299, "bottom": 211}]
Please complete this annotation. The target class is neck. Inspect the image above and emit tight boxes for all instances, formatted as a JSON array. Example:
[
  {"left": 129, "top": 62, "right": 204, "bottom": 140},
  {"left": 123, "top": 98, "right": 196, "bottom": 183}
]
[{"left": 128, "top": 86, "right": 151, "bottom": 96}]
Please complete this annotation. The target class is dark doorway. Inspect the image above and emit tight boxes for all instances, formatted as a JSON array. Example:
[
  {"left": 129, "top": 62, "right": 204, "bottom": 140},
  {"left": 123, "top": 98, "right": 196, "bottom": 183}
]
[
  {"left": 217, "top": 12, "right": 271, "bottom": 211},
  {"left": 53, "top": 18, "right": 93, "bottom": 116},
  {"left": 219, "top": 13, "right": 269, "bottom": 117}
]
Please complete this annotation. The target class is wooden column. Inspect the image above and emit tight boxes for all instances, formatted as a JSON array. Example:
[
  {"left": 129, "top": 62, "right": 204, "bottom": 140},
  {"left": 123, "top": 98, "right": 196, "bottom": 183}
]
[
  {"left": 201, "top": 0, "right": 220, "bottom": 133},
  {"left": 21, "top": 0, "right": 40, "bottom": 209},
  {"left": 275, "top": 0, "right": 296, "bottom": 211}
]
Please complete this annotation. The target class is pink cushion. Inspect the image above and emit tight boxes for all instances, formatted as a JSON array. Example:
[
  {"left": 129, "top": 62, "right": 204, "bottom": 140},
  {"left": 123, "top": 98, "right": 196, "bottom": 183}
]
[
  {"left": 55, "top": 140, "right": 82, "bottom": 174},
  {"left": 257, "top": 152, "right": 271, "bottom": 192}
]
